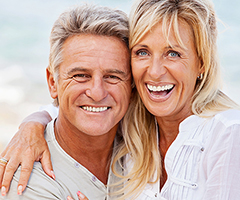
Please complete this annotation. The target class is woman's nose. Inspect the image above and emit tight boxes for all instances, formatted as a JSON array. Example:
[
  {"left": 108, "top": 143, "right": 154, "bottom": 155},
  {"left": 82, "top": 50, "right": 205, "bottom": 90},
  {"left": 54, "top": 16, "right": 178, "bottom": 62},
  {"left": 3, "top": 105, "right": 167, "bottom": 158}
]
[{"left": 147, "top": 57, "right": 167, "bottom": 80}]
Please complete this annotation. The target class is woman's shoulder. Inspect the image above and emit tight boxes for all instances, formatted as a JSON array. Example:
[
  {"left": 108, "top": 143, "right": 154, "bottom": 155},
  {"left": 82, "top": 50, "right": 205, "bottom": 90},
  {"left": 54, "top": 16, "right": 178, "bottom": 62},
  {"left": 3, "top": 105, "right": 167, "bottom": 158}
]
[
  {"left": 203, "top": 109, "right": 240, "bottom": 155},
  {"left": 213, "top": 109, "right": 240, "bottom": 127}
]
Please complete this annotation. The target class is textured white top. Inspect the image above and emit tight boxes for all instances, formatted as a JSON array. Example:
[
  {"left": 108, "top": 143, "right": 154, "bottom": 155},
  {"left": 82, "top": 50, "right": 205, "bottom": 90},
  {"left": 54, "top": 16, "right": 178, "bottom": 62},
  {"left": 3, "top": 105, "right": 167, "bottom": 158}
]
[{"left": 135, "top": 109, "right": 240, "bottom": 200}]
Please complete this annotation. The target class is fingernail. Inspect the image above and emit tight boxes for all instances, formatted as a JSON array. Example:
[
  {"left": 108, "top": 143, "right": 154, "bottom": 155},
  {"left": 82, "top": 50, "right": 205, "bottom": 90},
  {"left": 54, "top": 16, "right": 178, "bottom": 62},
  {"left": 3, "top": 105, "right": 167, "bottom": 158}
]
[
  {"left": 1, "top": 186, "right": 6, "bottom": 196},
  {"left": 77, "top": 191, "right": 85, "bottom": 199},
  {"left": 67, "top": 196, "right": 72, "bottom": 200},
  {"left": 17, "top": 185, "right": 23, "bottom": 195},
  {"left": 51, "top": 170, "right": 56, "bottom": 180}
]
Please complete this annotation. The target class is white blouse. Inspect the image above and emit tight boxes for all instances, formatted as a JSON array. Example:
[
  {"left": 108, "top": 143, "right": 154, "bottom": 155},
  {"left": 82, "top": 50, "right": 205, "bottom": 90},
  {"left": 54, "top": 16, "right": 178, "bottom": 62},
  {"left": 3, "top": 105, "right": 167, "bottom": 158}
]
[{"left": 136, "top": 109, "right": 240, "bottom": 200}]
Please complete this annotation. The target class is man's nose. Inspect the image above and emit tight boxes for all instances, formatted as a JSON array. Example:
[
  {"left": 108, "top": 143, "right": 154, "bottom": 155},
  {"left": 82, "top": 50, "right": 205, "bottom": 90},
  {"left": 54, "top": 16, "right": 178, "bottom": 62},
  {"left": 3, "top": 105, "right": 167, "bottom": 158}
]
[
  {"left": 148, "top": 56, "right": 167, "bottom": 80},
  {"left": 85, "top": 77, "right": 108, "bottom": 101}
]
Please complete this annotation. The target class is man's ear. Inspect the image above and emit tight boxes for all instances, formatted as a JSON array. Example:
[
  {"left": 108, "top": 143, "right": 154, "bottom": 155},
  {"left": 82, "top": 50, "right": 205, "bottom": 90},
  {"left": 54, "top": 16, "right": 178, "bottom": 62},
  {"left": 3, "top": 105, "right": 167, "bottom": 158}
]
[{"left": 46, "top": 67, "right": 58, "bottom": 99}]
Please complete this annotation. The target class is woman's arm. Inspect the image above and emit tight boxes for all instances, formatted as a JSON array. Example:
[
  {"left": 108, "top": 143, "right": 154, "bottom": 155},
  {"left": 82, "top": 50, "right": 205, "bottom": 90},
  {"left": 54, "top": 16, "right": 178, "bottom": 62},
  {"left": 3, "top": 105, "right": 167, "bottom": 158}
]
[
  {"left": 203, "top": 123, "right": 240, "bottom": 199},
  {"left": 0, "top": 110, "right": 54, "bottom": 196}
]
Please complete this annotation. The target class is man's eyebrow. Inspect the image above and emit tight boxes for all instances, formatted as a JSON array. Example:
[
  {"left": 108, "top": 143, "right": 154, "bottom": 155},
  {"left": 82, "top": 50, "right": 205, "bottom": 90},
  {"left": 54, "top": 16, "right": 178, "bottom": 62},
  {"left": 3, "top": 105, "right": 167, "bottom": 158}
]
[
  {"left": 104, "top": 69, "right": 128, "bottom": 77},
  {"left": 67, "top": 67, "right": 129, "bottom": 77},
  {"left": 67, "top": 67, "right": 90, "bottom": 75}
]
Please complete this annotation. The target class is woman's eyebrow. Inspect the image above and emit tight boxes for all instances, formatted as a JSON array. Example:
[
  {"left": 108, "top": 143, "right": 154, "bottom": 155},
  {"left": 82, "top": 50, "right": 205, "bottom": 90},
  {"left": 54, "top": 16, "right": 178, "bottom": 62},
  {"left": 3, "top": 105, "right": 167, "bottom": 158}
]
[
  {"left": 132, "top": 44, "right": 148, "bottom": 49},
  {"left": 165, "top": 44, "right": 186, "bottom": 51}
]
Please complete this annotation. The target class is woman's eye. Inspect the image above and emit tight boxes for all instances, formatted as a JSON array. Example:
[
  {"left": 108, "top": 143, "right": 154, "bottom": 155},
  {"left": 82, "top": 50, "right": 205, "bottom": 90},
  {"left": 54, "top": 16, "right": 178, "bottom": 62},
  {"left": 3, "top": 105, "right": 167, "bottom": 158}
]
[
  {"left": 168, "top": 51, "right": 180, "bottom": 58},
  {"left": 136, "top": 50, "right": 148, "bottom": 56}
]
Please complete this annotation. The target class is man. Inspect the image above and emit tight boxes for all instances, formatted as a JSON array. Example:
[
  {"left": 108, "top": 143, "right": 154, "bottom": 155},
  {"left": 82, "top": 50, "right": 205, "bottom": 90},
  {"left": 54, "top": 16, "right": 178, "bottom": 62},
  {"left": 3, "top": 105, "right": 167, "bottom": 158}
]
[{"left": 1, "top": 4, "right": 131, "bottom": 199}]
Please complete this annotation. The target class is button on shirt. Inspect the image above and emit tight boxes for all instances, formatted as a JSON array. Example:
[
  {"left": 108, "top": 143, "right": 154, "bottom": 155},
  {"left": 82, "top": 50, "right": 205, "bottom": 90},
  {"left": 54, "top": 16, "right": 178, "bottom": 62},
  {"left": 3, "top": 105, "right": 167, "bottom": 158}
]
[{"left": 133, "top": 109, "right": 240, "bottom": 200}]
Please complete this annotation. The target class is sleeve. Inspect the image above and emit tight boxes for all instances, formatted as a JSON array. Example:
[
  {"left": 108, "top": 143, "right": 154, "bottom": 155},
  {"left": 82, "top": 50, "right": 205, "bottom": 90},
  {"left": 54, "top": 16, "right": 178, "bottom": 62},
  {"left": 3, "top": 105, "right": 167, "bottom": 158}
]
[
  {"left": 203, "top": 123, "right": 240, "bottom": 199},
  {"left": 39, "top": 104, "right": 59, "bottom": 119}
]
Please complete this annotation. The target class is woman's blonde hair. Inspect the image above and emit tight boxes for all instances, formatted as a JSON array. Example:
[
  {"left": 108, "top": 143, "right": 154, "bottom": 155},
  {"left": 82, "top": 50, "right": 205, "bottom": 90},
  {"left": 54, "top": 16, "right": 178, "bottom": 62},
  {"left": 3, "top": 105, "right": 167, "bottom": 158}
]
[
  {"left": 113, "top": 0, "right": 239, "bottom": 199},
  {"left": 129, "top": 0, "right": 239, "bottom": 116}
]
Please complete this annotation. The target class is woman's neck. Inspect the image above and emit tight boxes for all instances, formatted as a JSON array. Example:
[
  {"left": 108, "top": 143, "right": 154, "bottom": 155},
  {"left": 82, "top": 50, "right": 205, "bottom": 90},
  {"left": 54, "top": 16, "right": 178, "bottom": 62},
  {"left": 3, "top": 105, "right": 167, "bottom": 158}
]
[{"left": 156, "top": 110, "right": 192, "bottom": 156}]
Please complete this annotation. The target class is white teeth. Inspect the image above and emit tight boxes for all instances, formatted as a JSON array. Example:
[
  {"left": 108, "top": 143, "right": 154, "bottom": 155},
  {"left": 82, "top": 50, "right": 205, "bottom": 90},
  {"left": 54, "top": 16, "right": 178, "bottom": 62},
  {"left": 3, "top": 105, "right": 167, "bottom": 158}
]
[
  {"left": 82, "top": 106, "right": 108, "bottom": 112},
  {"left": 147, "top": 84, "right": 174, "bottom": 92}
]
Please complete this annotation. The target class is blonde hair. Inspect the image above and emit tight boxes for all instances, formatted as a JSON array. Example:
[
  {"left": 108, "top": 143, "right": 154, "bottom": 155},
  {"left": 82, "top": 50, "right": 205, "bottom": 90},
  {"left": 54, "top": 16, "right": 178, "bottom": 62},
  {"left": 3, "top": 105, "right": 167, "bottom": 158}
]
[
  {"left": 112, "top": 89, "right": 160, "bottom": 199},
  {"left": 129, "top": 0, "right": 239, "bottom": 116},
  {"left": 48, "top": 4, "right": 129, "bottom": 106},
  {"left": 113, "top": 0, "right": 239, "bottom": 199}
]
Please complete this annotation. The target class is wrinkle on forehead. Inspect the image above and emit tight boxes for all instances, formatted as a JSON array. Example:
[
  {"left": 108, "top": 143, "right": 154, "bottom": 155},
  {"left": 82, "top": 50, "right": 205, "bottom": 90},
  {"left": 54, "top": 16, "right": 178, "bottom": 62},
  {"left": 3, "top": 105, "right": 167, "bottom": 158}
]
[
  {"left": 64, "top": 34, "right": 129, "bottom": 58},
  {"left": 60, "top": 34, "right": 131, "bottom": 75}
]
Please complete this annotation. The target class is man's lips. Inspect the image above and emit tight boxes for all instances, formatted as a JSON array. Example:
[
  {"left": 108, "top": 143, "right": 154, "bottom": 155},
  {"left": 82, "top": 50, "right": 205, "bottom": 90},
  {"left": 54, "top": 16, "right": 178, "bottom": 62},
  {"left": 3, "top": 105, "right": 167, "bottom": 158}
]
[{"left": 80, "top": 106, "right": 109, "bottom": 112}]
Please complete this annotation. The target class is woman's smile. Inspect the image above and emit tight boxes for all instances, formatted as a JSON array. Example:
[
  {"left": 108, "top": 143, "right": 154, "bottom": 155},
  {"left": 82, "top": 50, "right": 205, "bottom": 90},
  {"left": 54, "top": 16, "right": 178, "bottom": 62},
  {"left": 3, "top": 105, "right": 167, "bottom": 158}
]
[{"left": 131, "top": 20, "right": 201, "bottom": 119}]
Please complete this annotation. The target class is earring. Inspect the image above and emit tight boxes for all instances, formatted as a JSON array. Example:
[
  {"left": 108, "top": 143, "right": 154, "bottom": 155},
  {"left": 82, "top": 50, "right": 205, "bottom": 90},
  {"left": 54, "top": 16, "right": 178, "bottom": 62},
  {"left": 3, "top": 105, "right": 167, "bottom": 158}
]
[{"left": 197, "top": 73, "right": 203, "bottom": 80}]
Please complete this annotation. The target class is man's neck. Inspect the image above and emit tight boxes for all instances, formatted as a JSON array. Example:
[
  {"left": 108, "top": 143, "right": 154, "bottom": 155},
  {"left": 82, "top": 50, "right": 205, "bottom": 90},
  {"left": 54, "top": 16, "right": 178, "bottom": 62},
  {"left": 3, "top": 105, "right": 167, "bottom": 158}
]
[{"left": 54, "top": 118, "right": 118, "bottom": 185}]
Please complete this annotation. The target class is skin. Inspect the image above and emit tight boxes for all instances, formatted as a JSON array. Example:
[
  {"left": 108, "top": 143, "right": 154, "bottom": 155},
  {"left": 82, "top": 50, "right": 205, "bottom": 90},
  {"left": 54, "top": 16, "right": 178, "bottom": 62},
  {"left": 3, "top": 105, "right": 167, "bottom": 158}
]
[
  {"left": 0, "top": 19, "right": 203, "bottom": 196},
  {"left": 48, "top": 34, "right": 132, "bottom": 185},
  {"left": 0, "top": 111, "right": 53, "bottom": 195},
  {"left": 131, "top": 20, "right": 203, "bottom": 188},
  {"left": 67, "top": 191, "right": 88, "bottom": 200},
  {"left": 0, "top": 34, "right": 132, "bottom": 196}
]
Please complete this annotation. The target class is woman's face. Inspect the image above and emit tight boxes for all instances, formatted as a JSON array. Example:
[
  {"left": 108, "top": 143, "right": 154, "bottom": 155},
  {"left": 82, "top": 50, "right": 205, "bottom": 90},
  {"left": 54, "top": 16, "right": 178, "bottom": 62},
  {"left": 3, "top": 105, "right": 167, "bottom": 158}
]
[{"left": 131, "top": 20, "right": 202, "bottom": 121}]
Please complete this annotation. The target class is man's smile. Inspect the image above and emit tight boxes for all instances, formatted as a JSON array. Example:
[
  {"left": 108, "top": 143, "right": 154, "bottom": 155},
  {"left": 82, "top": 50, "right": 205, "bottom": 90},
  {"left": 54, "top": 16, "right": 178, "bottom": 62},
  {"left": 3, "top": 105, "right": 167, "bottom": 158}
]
[{"left": 81, "top": 106, "right": 109, "bottom": 113}]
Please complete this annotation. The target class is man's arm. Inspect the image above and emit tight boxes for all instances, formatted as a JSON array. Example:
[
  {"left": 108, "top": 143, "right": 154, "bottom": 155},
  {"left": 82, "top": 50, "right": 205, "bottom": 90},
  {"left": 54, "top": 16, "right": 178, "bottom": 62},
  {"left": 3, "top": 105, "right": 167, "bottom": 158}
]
[{"left": 0, "top": 110, "right": 54, "bottom": 196}]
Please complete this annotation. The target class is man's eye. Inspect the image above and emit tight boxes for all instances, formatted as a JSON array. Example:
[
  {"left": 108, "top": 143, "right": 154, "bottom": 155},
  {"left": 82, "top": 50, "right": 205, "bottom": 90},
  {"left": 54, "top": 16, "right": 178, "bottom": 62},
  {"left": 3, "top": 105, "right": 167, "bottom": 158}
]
[
  {"left": 74, "top": 74, "right": 85, "bottom": 78},
  {"left": 104, "top": 75, "right": 121, "bottom": 84},
  {"left": 72, "top": 74, "right": 90, "bottom": 82}
]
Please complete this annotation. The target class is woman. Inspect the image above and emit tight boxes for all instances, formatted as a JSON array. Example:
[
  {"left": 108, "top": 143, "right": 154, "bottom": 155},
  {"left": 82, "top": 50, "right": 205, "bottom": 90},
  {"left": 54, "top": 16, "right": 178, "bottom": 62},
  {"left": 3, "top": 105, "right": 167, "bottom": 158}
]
[
  {"left": 122, "top": 0, "right": 240, "bottom": 199},
  {"left": 1, "top": 0, "right": 240, "bottom": 199}
]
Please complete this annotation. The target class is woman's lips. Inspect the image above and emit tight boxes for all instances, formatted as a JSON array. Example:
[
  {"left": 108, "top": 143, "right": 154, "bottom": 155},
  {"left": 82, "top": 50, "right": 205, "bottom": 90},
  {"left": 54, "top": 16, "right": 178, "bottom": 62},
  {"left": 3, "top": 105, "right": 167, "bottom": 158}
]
[{"left": 146, "top": 83, "right": 174, "bottom": 97}]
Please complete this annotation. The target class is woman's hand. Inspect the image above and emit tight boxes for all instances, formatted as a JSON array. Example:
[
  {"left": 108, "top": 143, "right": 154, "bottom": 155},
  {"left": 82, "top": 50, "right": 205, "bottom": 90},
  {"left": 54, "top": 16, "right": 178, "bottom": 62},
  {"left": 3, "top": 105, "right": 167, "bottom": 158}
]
[
  {"left": 0, "top": 111, "right": 53, "bottom": 196},
  {"left": 67, "top": 191, "right": 89, "bottom": 200}
]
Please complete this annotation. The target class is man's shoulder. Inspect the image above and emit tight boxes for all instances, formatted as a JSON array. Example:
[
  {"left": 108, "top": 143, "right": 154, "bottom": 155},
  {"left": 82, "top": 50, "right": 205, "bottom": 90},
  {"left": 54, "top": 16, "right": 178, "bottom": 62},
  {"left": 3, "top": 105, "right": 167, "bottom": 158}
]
[
  {"left": 4, "top": 162, "right": 64, "bottom": 199},
  {"left": 44, "top": 119, "right": 56, "bottom": 141}
]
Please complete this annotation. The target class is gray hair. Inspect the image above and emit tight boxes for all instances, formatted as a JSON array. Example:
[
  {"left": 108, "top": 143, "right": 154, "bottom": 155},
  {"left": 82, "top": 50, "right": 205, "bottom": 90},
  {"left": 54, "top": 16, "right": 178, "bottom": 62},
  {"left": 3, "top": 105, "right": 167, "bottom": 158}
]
[
  {"left": 48, "top": 4, "right": 129, "bottom": 106},
  {"left": 49, "top": 4, "right": 129, "bottom": 77}
]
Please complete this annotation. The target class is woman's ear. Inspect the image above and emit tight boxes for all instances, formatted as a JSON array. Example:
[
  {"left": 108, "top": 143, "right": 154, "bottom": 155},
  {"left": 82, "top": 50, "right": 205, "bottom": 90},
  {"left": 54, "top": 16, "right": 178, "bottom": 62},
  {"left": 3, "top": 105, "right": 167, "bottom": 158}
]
[
  {"left": 199, "top": 59, "right": 205, "bottom": 74},
  {"left": 46, "top": 67, "right": 58, "bottom": 99}
]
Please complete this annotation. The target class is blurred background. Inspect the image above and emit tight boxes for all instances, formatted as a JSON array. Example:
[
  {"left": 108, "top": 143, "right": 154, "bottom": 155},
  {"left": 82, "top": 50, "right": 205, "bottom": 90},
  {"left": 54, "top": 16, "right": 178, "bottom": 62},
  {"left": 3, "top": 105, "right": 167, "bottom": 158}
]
[{"left": 0, "top": 0, "right": 239, "bottom": 151}]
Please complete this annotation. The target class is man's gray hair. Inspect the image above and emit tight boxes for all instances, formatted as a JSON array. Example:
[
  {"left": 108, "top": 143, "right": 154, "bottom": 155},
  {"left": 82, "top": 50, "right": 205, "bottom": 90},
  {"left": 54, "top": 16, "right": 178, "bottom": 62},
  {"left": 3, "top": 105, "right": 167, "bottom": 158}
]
[
  {"left": 48, "top": 4, "right": 129, "bottom": 78},
  {"left": 47, "top": 4, "right": 129, "bottom": 106}
]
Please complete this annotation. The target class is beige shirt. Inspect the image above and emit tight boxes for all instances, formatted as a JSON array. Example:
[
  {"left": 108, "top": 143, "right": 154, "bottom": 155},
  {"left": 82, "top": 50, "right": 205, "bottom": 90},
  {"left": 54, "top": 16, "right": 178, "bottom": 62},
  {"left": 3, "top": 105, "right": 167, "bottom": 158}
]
[{"left": 3, "top": 120, "right": 123, "bottom": 200}]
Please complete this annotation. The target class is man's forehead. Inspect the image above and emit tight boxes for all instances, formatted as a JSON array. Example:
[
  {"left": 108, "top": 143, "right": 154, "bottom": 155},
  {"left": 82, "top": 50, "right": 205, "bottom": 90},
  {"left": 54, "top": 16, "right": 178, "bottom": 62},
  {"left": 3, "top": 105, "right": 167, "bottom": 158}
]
[
  {"left": 63, "top": 34, "right": 128, "bottom": 54},
  {"left": 61, "top": 34, "right": 130, "bottom": 73}
]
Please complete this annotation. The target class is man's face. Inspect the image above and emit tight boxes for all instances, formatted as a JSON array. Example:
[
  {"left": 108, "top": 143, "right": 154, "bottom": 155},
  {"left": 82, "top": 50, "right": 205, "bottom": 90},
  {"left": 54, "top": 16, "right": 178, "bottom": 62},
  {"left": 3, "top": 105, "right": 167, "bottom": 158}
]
[{"left": 48, "top": 34, "right": 132, "bottom": 137}]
